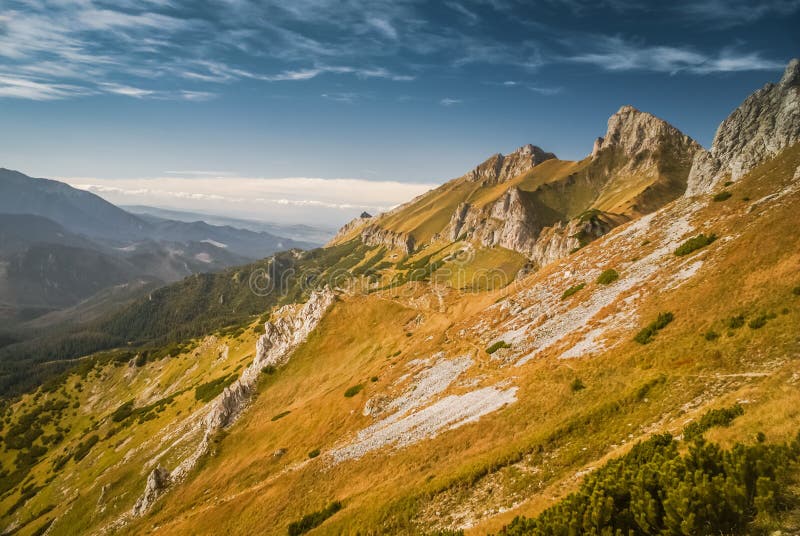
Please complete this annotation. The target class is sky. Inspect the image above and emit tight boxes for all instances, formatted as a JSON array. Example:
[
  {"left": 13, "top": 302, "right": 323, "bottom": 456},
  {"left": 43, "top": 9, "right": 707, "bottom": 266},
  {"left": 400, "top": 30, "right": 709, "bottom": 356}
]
[{"left": 0, "top": 0, "right": 798, "bottom": 227}]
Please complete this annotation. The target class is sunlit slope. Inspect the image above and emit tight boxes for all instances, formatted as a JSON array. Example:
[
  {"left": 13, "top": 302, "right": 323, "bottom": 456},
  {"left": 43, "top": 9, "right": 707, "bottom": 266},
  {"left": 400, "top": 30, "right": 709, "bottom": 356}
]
[
  {"left": 1, "top": 141, "right": 798, "bottom": 535},
  {"left": 91, "top": 145, "right": 800, "bottom": 533}
]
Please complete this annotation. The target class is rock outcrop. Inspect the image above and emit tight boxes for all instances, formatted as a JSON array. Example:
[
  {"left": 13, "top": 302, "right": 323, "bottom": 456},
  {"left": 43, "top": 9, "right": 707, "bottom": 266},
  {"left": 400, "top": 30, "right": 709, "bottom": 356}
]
[
  {"left": 687, "top": 58, "right": 800, "bottom": 195},
  {"left": 360, "top": 224, "right": 416, "bottom": 254},
  {"left": 444, "top": 188, "right": 624, "bottom": 268},
  {"left": 130, "top": 288, "right": 335, "bottom": 517},
  {"left": 327, "top": 211, "right": 374, "bottom": 246},
  {"left": 465, "top": 144, "right": 556, "bottom": 185},
  {"left": 593, "top": 105, "right": 700, "bottom": 160},
  {"left": 131, "top": 465, "right": 170, "bottom": 517}
]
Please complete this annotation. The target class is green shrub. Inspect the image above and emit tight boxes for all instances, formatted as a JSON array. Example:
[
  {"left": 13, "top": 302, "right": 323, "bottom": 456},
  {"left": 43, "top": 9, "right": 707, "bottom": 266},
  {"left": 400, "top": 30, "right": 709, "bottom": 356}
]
[
  {"left": 561, "top": 283, "right": 586, "bottom": 300},
  {"left": 194, "top": 374, "right": 238, "bottom": 403},
  {"left": 308, "top": 449, "right": 320, "bottom": 459},
  {"left": 726, "top": 315, "right": 745, "bottom": 329},
  {"left": 288, "top": 501, "right": 342, "bottom": 536},
  {"left": 485, "top": 341, "right": 511, "bottom": 354},
  {"left": 570, "top": 378, "right": 585, "bottom": 392},
  {"left": 370, "top": 376, "right": 379, "bottom": 382},
  {"left": 713, "top": 191, "right": 732, "bottom": 202},
  {"left": 596, "top": 269, "right": 619, "bottom": 285},
  {"left": 748, "top": 316, "right": 766, "bottom": 329},
  {"left": 748, "top": 313, "right": 774, "bottom": 330},
  {"left": 792, "top": 286, "right": 800, "bottom": 296},
  {"left": 497, "top": 430, "right": 800, "bottom": 536},
  {"left": 261, "top": 365, "right": 276, "bottom": 375},
  {"left": 111, "top": 400, "right": 134, "bottom": 422},
  {"left": 344, "top": 384, "right": 364, "bottom": 398},
  {"left": 683, "top": 403, "right": 744, "bottom": 442},
  {"left": 634, "top": 312, "right": 674, "bottom": 344},
  {"left": 704, "top": 330, "right": 720, "bottom": 341},
  {"left": 674, "top": 233, "right": 717, "bottom": 256},
  {"left": 72, "top": 435, "right": 99, "bottom": 462},
  {"left": 271, "top": 411, "right": 291, "bottom": 422}
]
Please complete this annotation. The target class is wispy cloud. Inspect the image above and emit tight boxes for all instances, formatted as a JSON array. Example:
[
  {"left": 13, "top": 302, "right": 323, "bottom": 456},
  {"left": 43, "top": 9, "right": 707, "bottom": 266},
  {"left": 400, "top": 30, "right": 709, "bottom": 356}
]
[
  {"left": 527, "top": 85, "right": 562, "bottom": 95},
  {"left": 0, "top": 75, "right": 93, "bottom": 100},
  {"left": 0, "top": 0, "right": 791, "bottom": 104},
  {"left": 567, "top": 36, "right": 785, "bottom": 74},
  {"left": 321, "top": 92, "right": 362, "bottom": 103},
  {"left": 440, "top": 97, "right": 462, "bottom": 106}
]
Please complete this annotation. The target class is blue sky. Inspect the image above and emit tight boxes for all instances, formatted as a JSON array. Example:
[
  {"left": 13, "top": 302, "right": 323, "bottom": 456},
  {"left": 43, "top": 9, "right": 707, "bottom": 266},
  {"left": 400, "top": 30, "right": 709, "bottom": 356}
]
[{"left": 0, "top": 0, "right": 798, "bottom": 225}]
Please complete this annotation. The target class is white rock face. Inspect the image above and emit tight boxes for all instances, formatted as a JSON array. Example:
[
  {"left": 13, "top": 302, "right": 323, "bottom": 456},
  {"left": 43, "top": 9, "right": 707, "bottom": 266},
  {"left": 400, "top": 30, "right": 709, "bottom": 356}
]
[
  {"left": 465, "top": 144, "right": 556, "bottom": 185},
  {"left": 360, "top": 223, "right": 416, "bottom": 253},
  {"left": 131, "top": 465, "right": 170, "bottom": 516},
  {"left": 130, "top": 288, "right": 335, "bottom": 517},
  {"left": 444, "top": 188, "right": 620, "bottom": 268},
  {"left": 687, "top": 58, "right": 800, "bottom": 195}
]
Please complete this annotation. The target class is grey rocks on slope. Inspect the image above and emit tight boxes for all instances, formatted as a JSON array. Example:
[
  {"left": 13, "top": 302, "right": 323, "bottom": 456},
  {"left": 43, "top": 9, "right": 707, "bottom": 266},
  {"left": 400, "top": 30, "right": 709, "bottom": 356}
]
[{"left": 687, "top": 58, "right": 800, "bottom": 195}]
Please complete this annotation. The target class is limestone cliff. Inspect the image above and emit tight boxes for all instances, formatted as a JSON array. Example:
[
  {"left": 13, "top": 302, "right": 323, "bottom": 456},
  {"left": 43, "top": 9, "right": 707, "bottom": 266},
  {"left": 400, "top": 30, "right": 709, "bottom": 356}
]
[
  {"left": 360, "top": 223, "right": 416, "bottom": 254},
  {"left": 687, "top": 58, "right": 800, "bottom": 195}
]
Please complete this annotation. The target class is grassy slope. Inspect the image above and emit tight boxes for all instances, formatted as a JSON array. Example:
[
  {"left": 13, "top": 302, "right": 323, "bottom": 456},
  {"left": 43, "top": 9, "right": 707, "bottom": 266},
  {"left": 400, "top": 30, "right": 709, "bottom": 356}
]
[
  {"left": 2, "top": 144, "right": 799, "bottom": 535},
  {"left": 138, "top": 145, "right": 799, "bottom": 533}
]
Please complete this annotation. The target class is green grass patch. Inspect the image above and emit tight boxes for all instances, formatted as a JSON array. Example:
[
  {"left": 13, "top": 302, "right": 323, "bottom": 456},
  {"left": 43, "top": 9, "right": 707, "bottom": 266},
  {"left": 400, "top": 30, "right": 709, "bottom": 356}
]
[
  {"left": 288, "top": 501, "right": 343, "bottom": 536},
  {"left": 633, "top": 312, "right": 674, "bottom": 344},
  {"left": 561, "top": 283, "right": 586, "bottom": 300},
  {"left": 486, "top": 341, "right": 511, "bottom": 354},
  {"left": 674, "top": 233, "right": 717, "bottom": 256},
  {"left": 792, "top": 286, "right": 800, "bottom": 296},
  {"left": 596, "top": 269, "right": 619, "bottom": 285},
  {"left": 308, "top": 448, "right": 320, "bottom": 459},
  {"left": 712, "top": 191, "right": 733, "bottom": 202},
  {"left": 344, "top": 384, "right": 364, "bottom": 398}
]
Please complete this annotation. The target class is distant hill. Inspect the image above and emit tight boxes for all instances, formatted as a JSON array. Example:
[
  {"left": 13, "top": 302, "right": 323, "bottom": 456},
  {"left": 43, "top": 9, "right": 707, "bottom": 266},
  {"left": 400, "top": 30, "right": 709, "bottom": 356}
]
[
  {"left": 0, "top": 214, "right": 248, "bottom": 323},
  {"left": 122, "top": 205, "right": 333, "bottom": 245},
  {"left": 0, "top": 169, "right": 310, "bottom": 255},
  {"left": 0, "top": 169, "right": 149, "bottom": 240},
  {"left": 0, "top": 171, "right": 313, "bottom": 323}
]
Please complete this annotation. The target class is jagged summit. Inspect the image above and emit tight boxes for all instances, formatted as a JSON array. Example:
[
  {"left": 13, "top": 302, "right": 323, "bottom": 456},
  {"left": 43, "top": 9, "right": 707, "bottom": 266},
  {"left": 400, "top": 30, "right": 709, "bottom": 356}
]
[
  {"left": 687, "top": 57, "right": 800, "bottom": 194},
  {"left": 465, "top": 143, "right": 556, "bottom": 184},
  {"left": 780, "top": 57, "right": 800, "bottom": 87},
  {"left": 593, "top": 105, "right": 700, "bottom": 160}
]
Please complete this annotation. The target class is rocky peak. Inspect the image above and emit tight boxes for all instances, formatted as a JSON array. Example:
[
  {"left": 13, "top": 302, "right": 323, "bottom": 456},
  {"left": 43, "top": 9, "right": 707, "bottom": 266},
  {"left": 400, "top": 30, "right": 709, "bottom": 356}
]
[
  {"left": 465, "top": 144, "right": 556, "bottom": 184},
  {"left": 594, "top": 105, "right": 699, "bottom": 159},
  {"left": 780, "top": 58, "right": 800, "bottom": 88},
  {"left": 687, "top": 58, "right": 800, "bottom": 195}
]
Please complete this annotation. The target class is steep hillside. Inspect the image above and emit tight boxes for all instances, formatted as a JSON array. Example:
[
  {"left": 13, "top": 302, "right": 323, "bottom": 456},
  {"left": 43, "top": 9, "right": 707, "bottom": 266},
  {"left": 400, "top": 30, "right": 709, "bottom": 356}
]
[{"left": 1, "top": 60, "right": 799, "bottom": 536}]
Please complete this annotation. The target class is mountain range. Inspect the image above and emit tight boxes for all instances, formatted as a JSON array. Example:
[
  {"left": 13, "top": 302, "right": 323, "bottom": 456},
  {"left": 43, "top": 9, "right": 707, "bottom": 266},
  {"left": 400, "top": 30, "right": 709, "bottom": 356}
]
[
  {"left": 0, "top": 170, "right": 313, "bottom": 325},
  {"left": 0, "top": 59, "right": 798, "bottom": 536}
]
